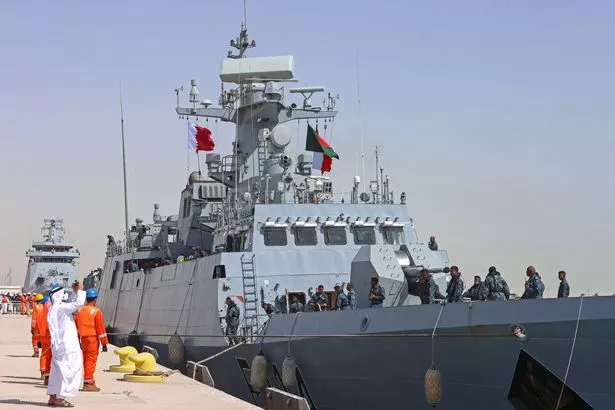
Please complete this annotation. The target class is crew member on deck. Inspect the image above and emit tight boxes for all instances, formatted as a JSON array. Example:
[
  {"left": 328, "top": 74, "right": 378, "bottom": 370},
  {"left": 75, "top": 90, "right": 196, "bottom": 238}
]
[
  {"left": 334, "top": 284, "right": 349, "bottom": 310},
  {"left": 368, "top": 276, "right": 386, "bottom": 308},
  {"left": 225, "top": 297, "right": 240, "bottom": 345},
  {"left": 75, "top": 288, "right": 108, "bottom": 392},
  {"left": 346, "top": 283, "right": 357, "bottom": 309},
  {"left": 558, "top": 271, "right": 570, "bottom": 298},
  {"left": 288, "top": 295, "right": 304, "bottom": 313},
  {"left": 309, "top": 285, "right": 328, "bottom": 311},
  {"left": 418, "top": 269, "right": 446, "bottom": 304},
  {"left": 428, "top": 236, "right": 438, "bottom": 251},
  {"left": 521, "top": 266, "right": 544, "bottom": 299},
  {"left": 462, "top": 276, "right": 484, "bottom": 301},
  {"left": 446, "top": 266, "right": 465, "bottom": 303}
]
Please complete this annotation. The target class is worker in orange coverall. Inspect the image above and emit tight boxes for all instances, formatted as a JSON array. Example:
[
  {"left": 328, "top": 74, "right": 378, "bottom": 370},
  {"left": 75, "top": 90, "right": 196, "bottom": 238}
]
[
  {"left": 36, "top": 295, "right": 53, "bottom": 385},
  {"left": 21, "top": 293, "right": 27, "bottom": 314},
  {"left": 30, "top": 294, "right": 44, "bottom": 357},
  {"left": 75, "top": 288, "right": 108, "bottom": 392}
]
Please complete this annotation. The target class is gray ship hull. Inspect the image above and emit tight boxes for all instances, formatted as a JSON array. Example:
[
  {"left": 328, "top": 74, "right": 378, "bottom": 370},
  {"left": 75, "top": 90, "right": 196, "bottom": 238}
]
[{"left": 108, "top": 295, "right": 614, "bottom": 409}]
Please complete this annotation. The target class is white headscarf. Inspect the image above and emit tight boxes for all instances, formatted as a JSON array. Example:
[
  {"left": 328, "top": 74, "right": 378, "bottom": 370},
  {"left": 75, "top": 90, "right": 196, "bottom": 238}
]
[{"left": 47, "top": 288, "right": 86, "bottom": 398}]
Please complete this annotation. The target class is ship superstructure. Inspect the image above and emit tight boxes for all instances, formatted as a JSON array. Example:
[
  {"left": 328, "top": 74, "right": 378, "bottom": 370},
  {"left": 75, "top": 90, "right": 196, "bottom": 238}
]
[
  {"left": 24, "top": 219, "right": 79, "bottom": 293},
  {"left": 92, "top": 11, "right": 615, "bottom": 410}
]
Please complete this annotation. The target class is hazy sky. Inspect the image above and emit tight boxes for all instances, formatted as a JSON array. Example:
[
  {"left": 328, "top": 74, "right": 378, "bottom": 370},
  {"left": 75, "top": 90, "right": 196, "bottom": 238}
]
[{"left": 1, "top": 1, "right": 613, "bottom": 297}]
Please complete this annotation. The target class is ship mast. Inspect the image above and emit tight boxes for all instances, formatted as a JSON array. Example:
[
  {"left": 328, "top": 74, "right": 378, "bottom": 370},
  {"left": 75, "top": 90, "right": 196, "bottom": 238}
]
[
  {"left": 227, "top": 0, "right": 255, "bottom": 215},
  {"left": 119, "top": 86, "right": 130, "bottom": 246}
]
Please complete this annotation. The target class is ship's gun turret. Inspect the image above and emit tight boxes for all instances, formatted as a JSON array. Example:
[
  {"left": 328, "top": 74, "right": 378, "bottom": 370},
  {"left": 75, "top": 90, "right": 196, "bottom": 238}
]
[
  {"left": 402, "top": 265, "right": 450, "bottom": 298},
  {"left": 402, "top": 266, "right": 450, "bottom": 279},
  {"left": 350, "top": 244, "right": 449, "bottom": 308}
]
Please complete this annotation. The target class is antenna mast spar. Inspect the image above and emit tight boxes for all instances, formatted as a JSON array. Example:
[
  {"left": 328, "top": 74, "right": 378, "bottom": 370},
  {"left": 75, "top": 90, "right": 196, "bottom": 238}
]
[
  {"left": 355, "top": 52, "right": 367, "bottom": 192},
  {"left": 374, "top": 145, "right": 382, "bottom": 204},
  {"left": 119, "top": 86, "right": 130, "bottom": 247}
]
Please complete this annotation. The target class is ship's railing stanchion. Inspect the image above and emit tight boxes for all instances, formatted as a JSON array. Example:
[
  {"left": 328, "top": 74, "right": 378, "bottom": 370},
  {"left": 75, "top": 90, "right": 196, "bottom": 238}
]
[{"left": 186, "top": 341, "right": 246, "bottom": 387}]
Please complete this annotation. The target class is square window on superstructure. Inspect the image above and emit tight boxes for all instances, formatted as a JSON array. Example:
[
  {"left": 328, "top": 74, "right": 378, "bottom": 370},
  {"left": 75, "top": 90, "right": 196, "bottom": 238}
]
[
  {"left": 382, "top": 227, "right": 405, "bottom": 245},
  {"left": 263, "top": 227, "right": 287, "bottom": 246},
  {"left": 294, "top": 227, "right": 317, "bottom": 246},
  {"left": 324, "top": 227, "right": 347, "bottom": 245},
  {"left": 353, "top": 227, "right": 376, "bottom": 245}
]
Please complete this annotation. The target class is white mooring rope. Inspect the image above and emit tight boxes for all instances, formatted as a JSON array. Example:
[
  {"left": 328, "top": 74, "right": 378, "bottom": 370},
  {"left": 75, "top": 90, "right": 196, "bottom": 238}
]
[{"left": 555, "top": 295, "right": 584, "bottom": 409}]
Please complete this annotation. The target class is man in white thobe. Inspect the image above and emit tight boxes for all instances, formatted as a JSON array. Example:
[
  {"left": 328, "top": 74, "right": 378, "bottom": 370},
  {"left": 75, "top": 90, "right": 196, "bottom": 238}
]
[{"left": 46, "top": 283, "right": 86, "bottom": 407}]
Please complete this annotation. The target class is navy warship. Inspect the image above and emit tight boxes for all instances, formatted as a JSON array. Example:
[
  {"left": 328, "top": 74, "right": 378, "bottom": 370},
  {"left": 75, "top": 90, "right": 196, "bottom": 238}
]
[
  {"left": 92, "top": 11, "right": 614, "bottom": 410},
  {"left": 23, "top": 219, "right": 80, "bottom": 293}
]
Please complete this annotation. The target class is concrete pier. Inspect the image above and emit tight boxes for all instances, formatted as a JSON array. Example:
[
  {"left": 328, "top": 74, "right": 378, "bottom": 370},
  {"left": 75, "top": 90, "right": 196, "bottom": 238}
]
[{"left": 0, "top": 314, "right": 259, "bottom": 409}]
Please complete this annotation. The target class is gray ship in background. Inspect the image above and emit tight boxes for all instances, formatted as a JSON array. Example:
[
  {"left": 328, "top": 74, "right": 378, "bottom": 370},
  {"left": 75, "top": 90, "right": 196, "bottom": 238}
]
[
  {"left": 23, "top": 219, "right": 80, "bottom": 293},
  {"left": 91, "top": 11, "right": 614, "bottom": 410}
]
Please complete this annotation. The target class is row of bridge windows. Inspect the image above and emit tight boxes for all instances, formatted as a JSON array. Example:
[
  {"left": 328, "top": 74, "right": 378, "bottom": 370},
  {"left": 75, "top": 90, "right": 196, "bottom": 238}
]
[{"left": 263, "top": 226, "right": 405, "bottom": 247}]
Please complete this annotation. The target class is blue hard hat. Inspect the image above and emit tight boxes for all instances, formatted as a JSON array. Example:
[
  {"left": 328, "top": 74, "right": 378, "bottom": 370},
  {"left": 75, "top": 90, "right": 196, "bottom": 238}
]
[
  {"left": 49, "top": 284, "right": 63, "bottom": 295},
  {"left": 41, "top": 296, "right": 49, "bottom": 304},
  {"left": 86, "top": 288, "right": 98, "bottom": 299}
]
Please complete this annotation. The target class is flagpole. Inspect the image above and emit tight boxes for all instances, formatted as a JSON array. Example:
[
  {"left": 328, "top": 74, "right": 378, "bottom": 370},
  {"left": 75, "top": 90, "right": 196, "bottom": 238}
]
[
  {"left": 119, "top": 85, "right": 130, "bottom": 248},
  {"left": 355, "top": 50, "right": 367, "bottom": 192}
]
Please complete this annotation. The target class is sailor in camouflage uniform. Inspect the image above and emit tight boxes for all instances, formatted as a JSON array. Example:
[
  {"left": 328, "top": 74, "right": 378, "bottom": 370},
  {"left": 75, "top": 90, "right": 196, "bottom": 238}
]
[
  {"left": 288, "top": 295, "right": 304, "bottom": 313},
  {"left": 446, "top": 266, "right": 465, "bottom": 303},
  {"left": 557, "top": 271, "right": 570, "bottom": 298},
  {"left": 521, "top": 265, "right": 544, "bottom": 299},
  {"left": 346, "top": 283, "right": 357, "bottom": 309},
  {"left": 334, "top": 284, "right": 349, "bottom": 310},
  {"left": 418, "top": 269, "right": 445, "bottom": 305},
  {"left": 462, "top": 276, "right": 484, "bottom": 301},
  {"left": 481, "top": 266, "right": 510, "bottom": 301},
  {"left": 224, "top": 297, "right": 240, "bottom": 345},
  {"left": 309, "top": 285, "right": 328, "bottom": 311},
  {"left": 368, "top": 277, "right": 385, "bottom": 308}
]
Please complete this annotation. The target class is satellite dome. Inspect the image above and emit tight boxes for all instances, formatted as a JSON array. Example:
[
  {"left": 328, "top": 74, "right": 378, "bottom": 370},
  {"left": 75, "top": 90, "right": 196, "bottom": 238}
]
[{"left": 189, "top": 171, "right": 201, "bottom": 183}]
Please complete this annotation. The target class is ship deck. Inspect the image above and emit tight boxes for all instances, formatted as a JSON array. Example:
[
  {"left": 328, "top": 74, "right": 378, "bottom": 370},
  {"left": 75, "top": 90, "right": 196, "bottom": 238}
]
[{"left": 0, "top": 314, "right": 258, "bottom": 409}]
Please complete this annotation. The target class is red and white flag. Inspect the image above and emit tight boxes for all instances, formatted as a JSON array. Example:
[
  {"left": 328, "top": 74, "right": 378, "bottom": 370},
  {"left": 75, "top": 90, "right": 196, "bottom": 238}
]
[{"left": 188, "top": 121, "right": 215, "bottom": 152}]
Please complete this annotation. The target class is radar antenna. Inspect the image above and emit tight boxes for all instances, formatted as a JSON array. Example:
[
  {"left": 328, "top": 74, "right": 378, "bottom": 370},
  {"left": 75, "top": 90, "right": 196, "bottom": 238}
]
[{"left": 228, "top": 0, "right": 255, "bottom": 59}]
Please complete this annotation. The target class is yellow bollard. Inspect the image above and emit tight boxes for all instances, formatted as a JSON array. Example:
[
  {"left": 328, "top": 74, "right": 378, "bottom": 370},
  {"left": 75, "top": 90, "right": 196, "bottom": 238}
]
[
  {"left": 108, "top": 346, "right": 138, "bottom": 373},
  {"left": 123, "top": 352, "right": 165, "bottom": 383}
]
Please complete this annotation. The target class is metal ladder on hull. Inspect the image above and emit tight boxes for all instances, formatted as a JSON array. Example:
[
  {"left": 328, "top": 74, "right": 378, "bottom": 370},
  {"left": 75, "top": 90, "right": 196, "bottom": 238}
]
[
  {"left": 240, "top": 254, "right": 260, "bottom": 342},
  {"left": 257, "top": 138, "right": 267, "bottom": 177}
]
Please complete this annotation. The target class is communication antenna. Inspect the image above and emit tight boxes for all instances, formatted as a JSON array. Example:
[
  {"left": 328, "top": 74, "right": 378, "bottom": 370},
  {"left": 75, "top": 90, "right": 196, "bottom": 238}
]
[
  {"left": 243, "top": 0, "right": 247, "bottom": 29},
  {"left": 374, "top": 145, "right": 382, "bottom": 203},
  {"left": 355, "top": 51, "right": 367, "bottom": 192},
  {"left": 174, "top": 86, "right": 184, "bottom": 109},
  {"left": 119, "top": 86, "right": 130, "bottom": 246}
]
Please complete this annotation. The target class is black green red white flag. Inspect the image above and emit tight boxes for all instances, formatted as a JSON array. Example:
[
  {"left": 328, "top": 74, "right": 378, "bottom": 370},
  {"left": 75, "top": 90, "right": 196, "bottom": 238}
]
[{"left": 305, "top": 124, "right": 339, "bottom": 173}]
